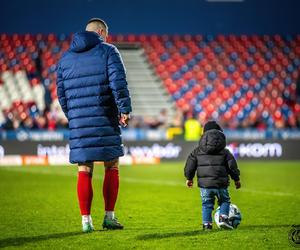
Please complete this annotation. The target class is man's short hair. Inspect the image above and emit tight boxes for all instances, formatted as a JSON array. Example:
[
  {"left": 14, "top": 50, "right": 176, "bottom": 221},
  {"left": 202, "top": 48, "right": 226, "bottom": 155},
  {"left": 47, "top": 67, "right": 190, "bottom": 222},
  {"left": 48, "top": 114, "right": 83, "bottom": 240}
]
[{"left": 87, "top": 18, "right": 108, "bottom": 31}]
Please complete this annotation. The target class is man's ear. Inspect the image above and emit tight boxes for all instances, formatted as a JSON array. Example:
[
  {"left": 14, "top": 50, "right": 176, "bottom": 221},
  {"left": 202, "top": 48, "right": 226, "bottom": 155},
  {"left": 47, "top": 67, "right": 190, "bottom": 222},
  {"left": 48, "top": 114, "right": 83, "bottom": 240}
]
[
  {"left": 101, "top": 29, "right": 108, "bottom": 38},
  {"left": 99, "top": 29, "right": 108, "bottom": 41},
  {"left": 96, "top": 28, "right": 102, "bottom": 35}
]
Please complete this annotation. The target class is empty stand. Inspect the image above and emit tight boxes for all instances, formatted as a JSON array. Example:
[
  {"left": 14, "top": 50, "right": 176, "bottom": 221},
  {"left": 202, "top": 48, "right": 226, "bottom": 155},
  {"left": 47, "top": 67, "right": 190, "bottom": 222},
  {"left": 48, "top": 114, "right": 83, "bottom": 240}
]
[{"left": 120, "top": 48, "right": 175, "bottom": 117}]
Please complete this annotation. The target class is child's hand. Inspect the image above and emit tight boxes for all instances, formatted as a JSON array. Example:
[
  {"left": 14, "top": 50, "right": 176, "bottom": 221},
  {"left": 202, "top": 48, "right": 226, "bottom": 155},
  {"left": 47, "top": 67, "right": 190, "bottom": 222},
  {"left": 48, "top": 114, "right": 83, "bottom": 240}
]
[
  {"left": 235, "top": 180, "right": 241, "bottom": 189},
  {"left": 186, "top": 180, "right": 193, "bottom": 188}
]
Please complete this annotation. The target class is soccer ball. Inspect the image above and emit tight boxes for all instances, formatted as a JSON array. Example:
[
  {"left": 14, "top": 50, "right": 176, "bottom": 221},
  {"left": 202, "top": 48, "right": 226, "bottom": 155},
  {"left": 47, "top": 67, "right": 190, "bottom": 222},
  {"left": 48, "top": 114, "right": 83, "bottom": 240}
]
[{"left": 214, "top": 204, "right": 242, "bottom": 228}]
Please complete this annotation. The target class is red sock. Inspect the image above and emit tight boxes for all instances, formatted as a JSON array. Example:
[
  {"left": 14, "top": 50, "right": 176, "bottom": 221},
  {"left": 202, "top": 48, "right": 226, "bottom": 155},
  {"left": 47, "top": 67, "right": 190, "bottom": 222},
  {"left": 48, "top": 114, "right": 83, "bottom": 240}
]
[
  {"left": 103, "top": 167, "right": 119, "bottom": 211},
  {"left": 77, "top": 171, "right": 93, "bottom": 215}
]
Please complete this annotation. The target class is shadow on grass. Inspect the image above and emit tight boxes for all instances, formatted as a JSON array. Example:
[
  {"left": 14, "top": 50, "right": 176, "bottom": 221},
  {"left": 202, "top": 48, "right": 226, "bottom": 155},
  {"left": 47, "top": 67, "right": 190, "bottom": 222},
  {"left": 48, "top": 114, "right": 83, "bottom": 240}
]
[
  {"left": 239, "top": 224, "right": 291, "bottom": 230},
  {"left": 137, "top": 224, "right": 293, "bottom": 240},
  {"left": 0, "top": 231, "right": 83, "bottom": 248},
  {"left": 137, "top": 229, "right": 221, "bottom": 240}
]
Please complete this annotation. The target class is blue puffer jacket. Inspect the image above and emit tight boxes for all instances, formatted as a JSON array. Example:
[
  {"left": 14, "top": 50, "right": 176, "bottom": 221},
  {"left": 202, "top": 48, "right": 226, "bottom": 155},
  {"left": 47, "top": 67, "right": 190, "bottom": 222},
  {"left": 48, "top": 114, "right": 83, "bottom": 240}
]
[{"left": 56, "top": 31, "right": 132, "bottom": 163}]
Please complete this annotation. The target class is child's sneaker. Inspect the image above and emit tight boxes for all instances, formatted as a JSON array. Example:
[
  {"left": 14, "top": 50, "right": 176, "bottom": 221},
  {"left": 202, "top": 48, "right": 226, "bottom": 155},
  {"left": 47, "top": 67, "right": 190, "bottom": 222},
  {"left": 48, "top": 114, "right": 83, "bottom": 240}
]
[
  {"left": 219, "top": 215, "right": 233, "bottom": 230},
  {"left": 203, "top": 223, "right": 213, "bottom": 230},
  {"left": 102, "top": 215, "right": 124, "bottom": 230}
]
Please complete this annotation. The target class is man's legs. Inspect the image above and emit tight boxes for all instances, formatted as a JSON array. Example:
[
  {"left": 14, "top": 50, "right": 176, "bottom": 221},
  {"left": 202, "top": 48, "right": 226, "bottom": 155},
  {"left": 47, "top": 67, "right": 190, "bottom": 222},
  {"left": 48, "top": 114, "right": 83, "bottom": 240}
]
[
  {"left": 102, "top": 159, "right": 123, "bottom": 229},
  {"left": 77, "top": 162, "right": 94, "bottom": 232}
]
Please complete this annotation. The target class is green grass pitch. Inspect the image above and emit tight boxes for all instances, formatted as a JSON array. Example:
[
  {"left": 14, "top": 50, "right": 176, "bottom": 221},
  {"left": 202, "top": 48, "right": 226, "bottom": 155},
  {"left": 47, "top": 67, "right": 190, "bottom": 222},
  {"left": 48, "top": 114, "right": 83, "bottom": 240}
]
[{"left": 0, "top": 161, "right": 299, "bottom": 249}]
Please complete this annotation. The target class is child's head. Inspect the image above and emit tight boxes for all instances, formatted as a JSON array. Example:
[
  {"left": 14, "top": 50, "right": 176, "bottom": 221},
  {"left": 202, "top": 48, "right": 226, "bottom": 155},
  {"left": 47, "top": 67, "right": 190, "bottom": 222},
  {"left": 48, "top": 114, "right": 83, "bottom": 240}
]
[
  {"left": 200, "top": 121, "right": 226, "bottom": 153},
  {"left": 203, "top": 120, "right": 223, "bottom": 133}
]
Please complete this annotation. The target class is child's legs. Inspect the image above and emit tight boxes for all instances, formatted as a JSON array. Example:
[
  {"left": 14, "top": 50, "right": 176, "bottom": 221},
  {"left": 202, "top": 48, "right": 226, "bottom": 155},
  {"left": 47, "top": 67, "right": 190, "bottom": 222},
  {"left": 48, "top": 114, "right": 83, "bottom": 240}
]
[
  {"left": 216, "top": 188, "right": 230, "bottom": 216},
  {"left": 200, "top": 188, "right": 215, "bottom": 224}
]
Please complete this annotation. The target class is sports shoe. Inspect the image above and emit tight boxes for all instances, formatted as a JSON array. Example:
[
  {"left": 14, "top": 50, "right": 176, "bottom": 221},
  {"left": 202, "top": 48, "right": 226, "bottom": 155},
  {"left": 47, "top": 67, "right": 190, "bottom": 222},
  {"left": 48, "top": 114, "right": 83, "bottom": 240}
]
[
  {"left": 82, "top": 222, "right": 94, "bottom": 233},
  {"left": 203, "top": 223, "right": 213, "bottom": 230},
  {"left": 219, "top": 215, "right": 233, "bottom": 230},
  {"left": 102, "top": 215, "right": 124, "bottom": 230}
]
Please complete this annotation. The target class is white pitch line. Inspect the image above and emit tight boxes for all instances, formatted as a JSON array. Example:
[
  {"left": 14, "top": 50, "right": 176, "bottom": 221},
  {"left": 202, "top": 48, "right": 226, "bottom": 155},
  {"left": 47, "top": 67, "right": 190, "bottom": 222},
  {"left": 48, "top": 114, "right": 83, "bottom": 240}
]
[
  {"left": 121, "top": 177, "right": 300, "bottom": 198},
  {"left": 1, "top": 167, "right": 299, "bottom": 198},
  {"left": 122, "top": 177, "right": 183, "bottom": 187},
  {"left": 237, "top": 188, "right": 297, "bottom": 197}
]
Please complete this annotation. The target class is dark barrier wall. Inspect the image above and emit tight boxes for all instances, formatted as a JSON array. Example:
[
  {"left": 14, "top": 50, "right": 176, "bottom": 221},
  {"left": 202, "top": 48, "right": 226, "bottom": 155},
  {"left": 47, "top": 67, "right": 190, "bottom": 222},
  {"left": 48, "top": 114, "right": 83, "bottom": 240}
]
[
  {"left": 1, "top": 0, "right": 300, "bottom": 34},
  {"left": 1, "top": 140, "right": 300, "bottom": 161}
]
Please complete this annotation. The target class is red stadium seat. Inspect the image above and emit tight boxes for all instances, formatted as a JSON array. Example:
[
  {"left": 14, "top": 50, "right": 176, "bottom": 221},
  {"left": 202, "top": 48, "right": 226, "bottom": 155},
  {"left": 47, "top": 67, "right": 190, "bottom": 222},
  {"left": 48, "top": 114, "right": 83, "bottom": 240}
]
[{"left": 1, "top": 33, "right": 299, "bottom": 129}]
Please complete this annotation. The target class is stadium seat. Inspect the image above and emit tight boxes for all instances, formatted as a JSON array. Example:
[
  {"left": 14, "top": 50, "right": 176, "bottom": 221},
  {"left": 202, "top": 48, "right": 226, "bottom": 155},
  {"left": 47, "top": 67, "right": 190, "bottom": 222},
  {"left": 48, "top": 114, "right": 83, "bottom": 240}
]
[{"left": 0, "top": 33, "right": 299, "bottom": 128}]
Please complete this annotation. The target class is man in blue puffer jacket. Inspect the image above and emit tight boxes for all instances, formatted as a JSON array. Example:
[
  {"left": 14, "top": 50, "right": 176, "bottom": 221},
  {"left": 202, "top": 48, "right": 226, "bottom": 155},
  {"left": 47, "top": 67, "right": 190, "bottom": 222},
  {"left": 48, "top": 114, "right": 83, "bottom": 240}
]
[{"left": 56, "top": 18, "right": 132, "bottom": 232}]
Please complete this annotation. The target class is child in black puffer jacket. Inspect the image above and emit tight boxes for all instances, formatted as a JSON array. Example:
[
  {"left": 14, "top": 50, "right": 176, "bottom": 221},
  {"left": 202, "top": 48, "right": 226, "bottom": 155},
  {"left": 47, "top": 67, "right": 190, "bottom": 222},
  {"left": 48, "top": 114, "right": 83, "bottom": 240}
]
[{"left": 184, "top": 121, "right": 241, "bottom": 230}]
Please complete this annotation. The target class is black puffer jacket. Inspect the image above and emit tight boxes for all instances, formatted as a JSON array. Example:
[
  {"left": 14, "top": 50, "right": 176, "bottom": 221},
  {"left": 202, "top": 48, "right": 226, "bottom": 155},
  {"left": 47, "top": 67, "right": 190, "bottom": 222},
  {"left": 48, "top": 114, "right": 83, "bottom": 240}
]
[{"left": 184, "top": 129, "right": 240, "bottom": 188}]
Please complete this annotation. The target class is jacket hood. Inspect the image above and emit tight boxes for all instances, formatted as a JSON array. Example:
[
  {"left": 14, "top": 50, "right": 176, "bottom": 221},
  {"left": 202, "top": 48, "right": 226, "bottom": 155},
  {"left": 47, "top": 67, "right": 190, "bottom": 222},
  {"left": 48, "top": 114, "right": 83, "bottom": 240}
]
[
  {"left": 70, "top": 31, "right": 103, "bottom": 52},
  {"left": 199, "top": 129, "right": 226, "bottom": 154}
]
